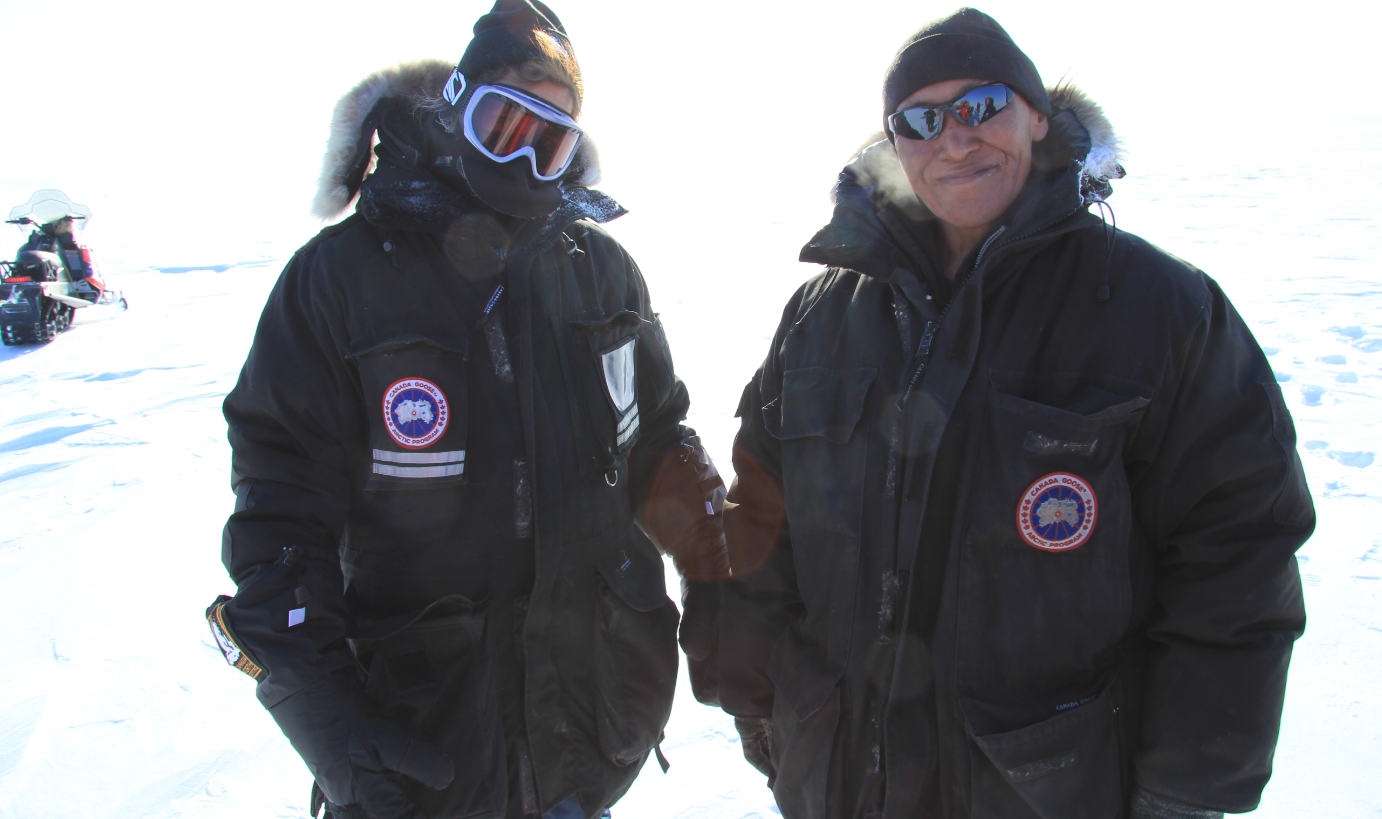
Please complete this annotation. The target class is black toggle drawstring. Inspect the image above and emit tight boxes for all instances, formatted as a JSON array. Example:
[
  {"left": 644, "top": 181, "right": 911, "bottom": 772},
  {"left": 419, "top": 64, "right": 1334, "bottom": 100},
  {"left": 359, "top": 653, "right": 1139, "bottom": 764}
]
[
  {"left": 1090, "top": 198, "right": 1117, "bottom": 302},
  {"left": 382, "top": 229, "right": 400, "bottom": 269}
]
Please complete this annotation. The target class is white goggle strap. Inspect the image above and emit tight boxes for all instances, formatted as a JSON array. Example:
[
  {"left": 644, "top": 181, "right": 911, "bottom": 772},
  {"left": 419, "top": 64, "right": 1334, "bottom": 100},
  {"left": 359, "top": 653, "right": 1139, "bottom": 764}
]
[{"left": 442, "top": 69, "right": 467, "bottom": 107}]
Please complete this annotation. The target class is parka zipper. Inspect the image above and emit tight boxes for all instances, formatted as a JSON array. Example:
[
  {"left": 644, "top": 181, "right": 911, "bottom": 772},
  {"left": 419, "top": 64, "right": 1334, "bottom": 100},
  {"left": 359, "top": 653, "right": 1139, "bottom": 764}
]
[
  {"left": 481, "top": 249, "right": 517, "bottom": 385},
  {"left": 876, "top": 208, "right": 1081, "bottom": 804},
  {"left": 896, "top": 226, "right": 1005, "bottom": 408},
  {"left": 894, "top": 204, "right": 1082, "bottom": 408}
]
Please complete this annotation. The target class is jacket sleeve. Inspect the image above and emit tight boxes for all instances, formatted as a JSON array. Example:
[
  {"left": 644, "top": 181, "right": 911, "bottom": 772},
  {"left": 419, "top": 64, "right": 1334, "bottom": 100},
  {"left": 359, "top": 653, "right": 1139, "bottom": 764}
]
[
  {"left": 219, "top": 246, "right": 361, "bottom": 707},
  {"left": 714, "top": 288, "right": 808, "bottom": 718},
  {"left": 599, "top": 240, "right": 731, "bottom": 704},
  {"left": 590, "top": 234, "right": 726, "bottom": 574},
  {"left": 1131, "top": 277, "right": 1312, "bottom": 811}
]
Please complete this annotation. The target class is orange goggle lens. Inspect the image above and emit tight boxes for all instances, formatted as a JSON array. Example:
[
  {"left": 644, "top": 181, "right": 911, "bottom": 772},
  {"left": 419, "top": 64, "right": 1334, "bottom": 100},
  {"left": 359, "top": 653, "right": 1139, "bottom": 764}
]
[{"left": 469, "top": 90, "right": 582, "bottom": 180}]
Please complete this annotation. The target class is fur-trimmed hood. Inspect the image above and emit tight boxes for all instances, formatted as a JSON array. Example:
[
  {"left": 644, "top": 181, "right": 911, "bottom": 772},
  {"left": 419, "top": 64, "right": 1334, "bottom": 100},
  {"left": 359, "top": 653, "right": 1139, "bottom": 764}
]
[
  {"left": 311, "top": 58, "right": 609, "bottom": 224},
  {"left": 801, "top": 84, "right": 1123, "bottom": 280}
]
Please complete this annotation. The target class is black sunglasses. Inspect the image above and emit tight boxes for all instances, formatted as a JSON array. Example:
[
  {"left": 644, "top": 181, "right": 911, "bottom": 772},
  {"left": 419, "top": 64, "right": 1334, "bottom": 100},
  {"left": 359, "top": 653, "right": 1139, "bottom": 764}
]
[{"left": 887, "top": 83, "right": 1015, "bottom": 141}]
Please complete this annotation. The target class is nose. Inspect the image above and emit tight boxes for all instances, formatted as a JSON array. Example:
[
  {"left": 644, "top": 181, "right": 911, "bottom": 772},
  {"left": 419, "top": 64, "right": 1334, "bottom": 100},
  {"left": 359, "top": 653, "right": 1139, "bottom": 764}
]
[{"left": 935, "top": 110, "right": 980, "bottom": 158}]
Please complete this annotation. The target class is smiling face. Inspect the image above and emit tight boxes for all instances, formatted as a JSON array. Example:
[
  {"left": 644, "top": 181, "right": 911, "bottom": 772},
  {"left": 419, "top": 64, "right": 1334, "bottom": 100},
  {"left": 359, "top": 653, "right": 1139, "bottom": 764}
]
[{"left": 894, "top": 78, "right": 1049, "bottom": 235}]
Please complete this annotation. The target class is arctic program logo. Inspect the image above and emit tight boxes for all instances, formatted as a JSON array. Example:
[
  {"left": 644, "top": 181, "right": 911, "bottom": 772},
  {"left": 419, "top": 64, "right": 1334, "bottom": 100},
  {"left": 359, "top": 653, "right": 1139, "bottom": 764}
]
[
  {"left": 383, "top": 377, "right": 449, "bottom": 449},
  {"left": 1017, "top": 472, "right": 1098, "bottom": 551}
]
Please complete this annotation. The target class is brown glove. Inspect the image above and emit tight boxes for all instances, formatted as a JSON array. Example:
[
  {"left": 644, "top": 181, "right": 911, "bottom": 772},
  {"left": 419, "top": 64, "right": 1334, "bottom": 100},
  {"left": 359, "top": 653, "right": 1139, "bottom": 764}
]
[{"left": 639, "top": 436, "right": 731, "bottom": 581}]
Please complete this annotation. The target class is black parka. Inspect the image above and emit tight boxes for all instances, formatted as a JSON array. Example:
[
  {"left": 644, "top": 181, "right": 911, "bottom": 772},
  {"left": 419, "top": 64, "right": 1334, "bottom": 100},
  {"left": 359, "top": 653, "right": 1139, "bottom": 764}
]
[
  {"left": 713, "top": 88, "right": 1312, "bottom": 819},
  {"left": 218, "top": 126, "right": 711, "bottom": 816}
]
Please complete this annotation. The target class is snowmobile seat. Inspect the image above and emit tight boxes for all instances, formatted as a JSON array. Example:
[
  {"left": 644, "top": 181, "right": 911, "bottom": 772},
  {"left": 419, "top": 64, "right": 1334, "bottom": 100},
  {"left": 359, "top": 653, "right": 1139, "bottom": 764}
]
[{"left": 13, "top": 250, "right": 64, "bottom": 282}]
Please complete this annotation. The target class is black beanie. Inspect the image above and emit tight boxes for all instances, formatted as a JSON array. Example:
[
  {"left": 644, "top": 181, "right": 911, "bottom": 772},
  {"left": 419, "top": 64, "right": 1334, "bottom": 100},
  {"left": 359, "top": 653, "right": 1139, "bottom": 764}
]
[
  {"left": 883, "top": 7, "right": 1050, "bottom": 132},
  {"left": 456, "top": 0, "right": 575, "bottom": 80}
]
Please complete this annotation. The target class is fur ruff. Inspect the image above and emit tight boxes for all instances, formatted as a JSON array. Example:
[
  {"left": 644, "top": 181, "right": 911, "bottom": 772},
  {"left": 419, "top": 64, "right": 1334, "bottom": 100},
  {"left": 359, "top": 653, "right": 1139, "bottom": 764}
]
[
  {"left": 312, "top": 60, "right": 450, "bottom": 221},
  {"left": 312, "top": 59, "right": 603, "bottom": 221},
  {"left": 1046, "top": 84, "right": 1122, "bottom": 192}
]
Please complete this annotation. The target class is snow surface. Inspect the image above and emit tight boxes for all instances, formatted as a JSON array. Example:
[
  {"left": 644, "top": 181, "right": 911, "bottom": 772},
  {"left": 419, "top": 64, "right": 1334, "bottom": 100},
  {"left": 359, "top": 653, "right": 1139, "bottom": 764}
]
[{"left": 1, "top": 0, "right": 1380, "bottom": 812}]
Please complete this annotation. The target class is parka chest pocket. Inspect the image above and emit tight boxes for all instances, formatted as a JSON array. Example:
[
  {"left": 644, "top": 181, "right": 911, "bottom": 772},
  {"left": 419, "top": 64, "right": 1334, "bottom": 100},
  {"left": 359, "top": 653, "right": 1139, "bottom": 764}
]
[
  {"left": 763, "top": 366, "right": 878, "bottom": 536},
  {"left": 347, "top": 333, "right": 469, "bottom": 491},
  {"left": 572, "top": 311, "right": 643, "bottom": 464},
  {"left": 956, "top": 370, "right": 1151, "bottom": 694},
  {"left": 763, "top": 367, "right": 876, "bottom": 647}
]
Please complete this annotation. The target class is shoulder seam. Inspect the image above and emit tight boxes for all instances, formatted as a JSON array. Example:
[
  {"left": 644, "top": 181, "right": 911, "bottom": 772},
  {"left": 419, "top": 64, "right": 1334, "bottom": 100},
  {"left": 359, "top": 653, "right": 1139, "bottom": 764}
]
[
  {"left": 793, "top": 266, "right": 858, "bottom": 328},
  {"left": 294, "top": 214, "right": 363, "bottom": 259}
]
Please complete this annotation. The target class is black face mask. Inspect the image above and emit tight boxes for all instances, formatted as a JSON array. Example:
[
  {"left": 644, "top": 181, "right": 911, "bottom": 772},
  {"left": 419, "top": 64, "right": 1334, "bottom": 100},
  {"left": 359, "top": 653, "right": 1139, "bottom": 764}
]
[{"left": 422, "top": 116, "right": 565, "bottom": 220}]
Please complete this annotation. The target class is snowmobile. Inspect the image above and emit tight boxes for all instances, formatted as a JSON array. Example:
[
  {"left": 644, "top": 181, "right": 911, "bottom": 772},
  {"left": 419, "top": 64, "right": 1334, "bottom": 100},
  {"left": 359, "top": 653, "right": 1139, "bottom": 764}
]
[{"left": 2, "top": 190, "right": 125, "bottom": 346}]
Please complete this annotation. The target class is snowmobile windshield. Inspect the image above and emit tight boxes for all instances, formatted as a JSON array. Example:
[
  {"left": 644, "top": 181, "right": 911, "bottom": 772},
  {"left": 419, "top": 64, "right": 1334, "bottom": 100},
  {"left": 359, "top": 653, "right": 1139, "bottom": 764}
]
[{"left": 8, "top": 190, "right": 93, "bottom": 228}]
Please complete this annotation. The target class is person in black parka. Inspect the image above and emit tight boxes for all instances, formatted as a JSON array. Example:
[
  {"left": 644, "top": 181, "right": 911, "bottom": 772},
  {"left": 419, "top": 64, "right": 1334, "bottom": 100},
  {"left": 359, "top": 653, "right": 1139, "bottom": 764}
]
[
  {"left": 208, "top": 4, "right": 728, "bottom": 819},
  {"left": 707, "top": 9, "right": 1312, "bottom": 819}
]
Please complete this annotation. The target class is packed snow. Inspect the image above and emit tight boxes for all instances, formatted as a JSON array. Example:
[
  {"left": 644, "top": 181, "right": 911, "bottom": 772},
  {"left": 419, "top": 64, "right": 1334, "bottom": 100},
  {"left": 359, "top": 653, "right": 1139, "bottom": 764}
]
[{"left": 2, "top": 1, "right": 1381, "bottom": 817}]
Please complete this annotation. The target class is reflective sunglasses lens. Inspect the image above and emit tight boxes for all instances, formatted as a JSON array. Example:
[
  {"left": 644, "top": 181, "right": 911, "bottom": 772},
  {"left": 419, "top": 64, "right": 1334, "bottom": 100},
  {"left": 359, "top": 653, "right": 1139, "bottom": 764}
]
[
  {"left": 898, "top": 106, "right": 944, "bottom": 140},
  {"left": 955, "top": 85, "right": 1012, "bottom": 127}
]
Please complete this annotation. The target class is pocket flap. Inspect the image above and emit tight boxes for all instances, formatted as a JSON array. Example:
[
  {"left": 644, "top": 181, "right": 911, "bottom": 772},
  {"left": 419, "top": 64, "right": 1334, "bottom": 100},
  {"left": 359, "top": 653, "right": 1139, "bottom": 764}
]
[
  {"left": 764, "top": 367, "right": 878, "bottom": 443},
  {"left": 965, "top": 677, "right": 1123, "bottom": 819},
  {"left": 595, "top": 529, "right": 669, "bottom": 613},
  {"left": 970, "top": 690, "right": 1111, "bottom": 778},
  {"left": 345, "top": 332, "right": 469, "bottom": 360},
  {"left": 987, "top": 369, "right": 1151, "bottom": 422},
  {"left": 571, "top": 310, "right": 642, "bottom": 334},
  {"left": 766, "top": 621, "right": 845, "bottom": 722}
]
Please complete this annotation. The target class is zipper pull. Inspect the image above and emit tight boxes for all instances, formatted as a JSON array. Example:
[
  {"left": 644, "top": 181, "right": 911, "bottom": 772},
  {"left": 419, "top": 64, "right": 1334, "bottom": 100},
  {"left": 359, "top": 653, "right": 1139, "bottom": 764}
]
[
  {"left": 897, "top": 321, "right": 938, "bottom": 409},
  {"left": 482, "top": 283, "right": 505, "bottom": 318},
  {"left": 917, "top": 320, "right": 937, "bottom": 353}
]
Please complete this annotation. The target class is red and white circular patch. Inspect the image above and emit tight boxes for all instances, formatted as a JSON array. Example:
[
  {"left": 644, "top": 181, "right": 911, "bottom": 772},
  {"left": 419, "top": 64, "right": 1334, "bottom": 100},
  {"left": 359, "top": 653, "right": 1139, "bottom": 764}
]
[
  {"left": 1016, "top": 472, "right": 1098, "bottom": 552},
  {"left": 382, "top": 377, "right": 449, "bottom": 449}
]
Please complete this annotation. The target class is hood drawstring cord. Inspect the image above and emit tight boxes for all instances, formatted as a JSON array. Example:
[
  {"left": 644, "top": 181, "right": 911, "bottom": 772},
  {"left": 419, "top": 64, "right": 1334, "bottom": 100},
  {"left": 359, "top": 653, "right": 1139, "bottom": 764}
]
[{"left": 1091, "top": 198, "right": 1117, "bottom": 302}]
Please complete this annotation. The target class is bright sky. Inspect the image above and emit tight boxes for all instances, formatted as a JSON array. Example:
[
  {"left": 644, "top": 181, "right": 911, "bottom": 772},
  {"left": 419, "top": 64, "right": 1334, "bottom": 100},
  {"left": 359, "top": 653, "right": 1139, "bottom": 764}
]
[{"left": 0, "top": 0, "right": 1377, "bottom": 261}]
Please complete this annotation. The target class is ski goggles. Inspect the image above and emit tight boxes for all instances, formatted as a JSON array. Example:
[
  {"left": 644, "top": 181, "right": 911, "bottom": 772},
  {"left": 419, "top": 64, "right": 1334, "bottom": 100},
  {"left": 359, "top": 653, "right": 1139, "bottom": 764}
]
[
  {"left": 459, "top": 81, "right": 583, "bottom": 181},
  {"left": 887, "top": 83, "right": 1015, "bottom": 141}
]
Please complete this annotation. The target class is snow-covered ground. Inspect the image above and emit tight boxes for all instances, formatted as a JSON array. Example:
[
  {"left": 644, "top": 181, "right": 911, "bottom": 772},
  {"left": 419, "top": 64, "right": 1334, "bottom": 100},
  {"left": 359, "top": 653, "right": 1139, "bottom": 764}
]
[{"left": 2, "top": 0, "right": 1381, "bottom": 815}]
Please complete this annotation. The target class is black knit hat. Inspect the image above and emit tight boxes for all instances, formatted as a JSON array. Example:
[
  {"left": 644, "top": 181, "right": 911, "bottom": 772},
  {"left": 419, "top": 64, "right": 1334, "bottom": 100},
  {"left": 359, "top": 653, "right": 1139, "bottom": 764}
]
[
  {"left": 456, "top": 0, "right": 575, "bottom": 80},
  {"left": 883, "top": 8, "right": 1050, "bottom": 133}
]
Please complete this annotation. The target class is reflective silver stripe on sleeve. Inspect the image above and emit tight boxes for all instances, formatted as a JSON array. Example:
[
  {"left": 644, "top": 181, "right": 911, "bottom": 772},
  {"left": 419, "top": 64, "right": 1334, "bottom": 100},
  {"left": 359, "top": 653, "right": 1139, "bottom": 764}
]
[
  {"left": 372, "top": 462, "right": 466, "bottom": 478},
  {"left": 616, "top": 407, "right": 640, "bottom": 446},
  {"left": 372, "top": 449, "right": 466, "bottom": 464},
  {"left": 617, "top": 406, "right": 639, "bottom": 435}
]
